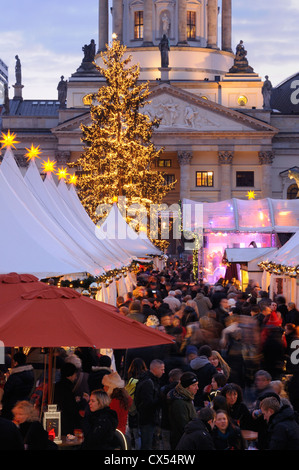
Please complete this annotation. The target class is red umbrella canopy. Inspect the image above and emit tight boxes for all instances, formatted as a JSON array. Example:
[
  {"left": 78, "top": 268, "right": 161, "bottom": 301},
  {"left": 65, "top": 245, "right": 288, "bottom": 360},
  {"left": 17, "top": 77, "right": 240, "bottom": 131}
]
[
  {"left": 0, "top": 272, "right": 49, "bottom": 304},
  {"left": 0, "top": 284, "right": 174, "bottom": 348}
]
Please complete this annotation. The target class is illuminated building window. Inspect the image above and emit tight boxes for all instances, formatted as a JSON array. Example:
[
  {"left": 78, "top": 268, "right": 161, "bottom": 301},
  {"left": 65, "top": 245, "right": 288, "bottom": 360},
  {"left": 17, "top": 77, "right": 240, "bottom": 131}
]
[
  {"left": 236, "top": 171, "right": 254, "bottom": 187},
  {"left": 134, "top": 11, "right": 143, "bottom": 39},
  {"left": 196, "top": 171, "right": 214, "bottom": 187},
  {"left": 187, "top": 11, "right": 196, "bottom": 39},
  {"left": 287, "top": 184, "right": 298, "bottom": 199},
  {"left": 237, "top": 95, "right": 248, "bottom": 106},
  {"left": 163, "top": 174, "right": 176, "bottom": 186},
  {"left": 158, "top": 159, "right": 172, "bottom": 167}
]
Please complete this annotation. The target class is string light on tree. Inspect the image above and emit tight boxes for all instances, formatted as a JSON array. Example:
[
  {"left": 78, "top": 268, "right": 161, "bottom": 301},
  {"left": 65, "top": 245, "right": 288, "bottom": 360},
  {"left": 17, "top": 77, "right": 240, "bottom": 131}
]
[{"left": 68, "top": 38, "right": 175, "bottom": 250}]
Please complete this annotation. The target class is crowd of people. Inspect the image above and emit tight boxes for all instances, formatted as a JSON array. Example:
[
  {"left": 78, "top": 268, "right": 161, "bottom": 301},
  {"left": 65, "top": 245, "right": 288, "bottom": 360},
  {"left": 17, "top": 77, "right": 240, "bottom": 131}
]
[{"left": 1, "top": 258, "right": 299, "bottom": 451}]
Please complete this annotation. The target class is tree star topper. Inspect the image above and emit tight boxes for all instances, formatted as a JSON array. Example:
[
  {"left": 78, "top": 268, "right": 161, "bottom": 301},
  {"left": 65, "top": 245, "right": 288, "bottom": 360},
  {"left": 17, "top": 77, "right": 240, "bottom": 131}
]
[{"left": 0, "top": 130, "right": 20, "bottom": 149}]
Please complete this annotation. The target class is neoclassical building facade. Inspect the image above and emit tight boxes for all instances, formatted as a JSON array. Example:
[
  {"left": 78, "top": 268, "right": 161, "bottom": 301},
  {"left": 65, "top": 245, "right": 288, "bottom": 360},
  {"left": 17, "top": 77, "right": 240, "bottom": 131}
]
[{"left": 1, "top": 0, "right": 299, "bottom": 208}]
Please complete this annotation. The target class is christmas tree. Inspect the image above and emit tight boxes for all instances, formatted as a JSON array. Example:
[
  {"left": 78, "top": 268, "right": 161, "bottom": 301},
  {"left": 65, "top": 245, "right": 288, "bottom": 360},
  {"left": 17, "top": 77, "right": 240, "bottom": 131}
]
[{"left": 69, "top": 38, "right": 175, "bottom": 248}]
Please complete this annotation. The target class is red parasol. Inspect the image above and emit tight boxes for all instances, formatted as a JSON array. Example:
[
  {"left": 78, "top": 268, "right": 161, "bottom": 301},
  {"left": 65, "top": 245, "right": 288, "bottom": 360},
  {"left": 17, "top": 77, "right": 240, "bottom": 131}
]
[
  {"left": 0, "top": 284, "right": 174, "bottom": 349},
  {"left": 0, "top": 272, "right": 49, "bottom": 303},
  {"left": 0, "top": 279, "right": 174, "bottom": 404}
]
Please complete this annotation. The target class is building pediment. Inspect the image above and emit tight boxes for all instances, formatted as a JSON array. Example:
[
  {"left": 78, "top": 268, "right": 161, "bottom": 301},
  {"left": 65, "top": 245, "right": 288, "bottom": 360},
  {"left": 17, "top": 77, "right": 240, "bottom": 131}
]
[
  {"left": 146, "top": 83, "right": 278, "bottom": 135},
  {"left": 52, "top": 83, "right": 278, "bottom": 137}
]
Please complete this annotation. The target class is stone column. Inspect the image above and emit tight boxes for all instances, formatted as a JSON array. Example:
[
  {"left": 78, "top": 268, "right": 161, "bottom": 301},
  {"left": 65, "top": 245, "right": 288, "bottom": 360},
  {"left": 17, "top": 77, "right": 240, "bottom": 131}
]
[
  {"left": 98, "top": 0, "right": 109, "bottom": 52},
  {"left": 143, "top": 0, "right": 153, "bottom": 45},
  {"left": 177, "top": 0, "right": 188, "bottom": 45},
  {"left": 207, "top": 0, "right": 218, "bottom": 49},
  {"left": 259, "top": 151, "right": 275, "bottom": 198},
  {"left": 178, "top": 151, "right": 193, "bottom": 200},
  {"left": 221, "top": 0, "right": 232, "bottom": 52},
  {"left": 112, "top": 0, "right": 123, "bottom": 42},
  {"left": 218, "top": 151, "right": 233, "bottom": 200}
]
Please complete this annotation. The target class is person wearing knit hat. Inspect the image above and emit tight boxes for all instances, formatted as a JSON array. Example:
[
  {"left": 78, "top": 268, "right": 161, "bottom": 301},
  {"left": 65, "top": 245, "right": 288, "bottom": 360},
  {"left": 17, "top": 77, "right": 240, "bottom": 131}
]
[
  {"left": 102, "top": 372, "right": 132, "bottom": 435},
  {"left": 167, "top": 372, "right": 198, "bottom": 449},
  {"left": 102, "top": 371, "right": 124, "bottom": 396},
  {"left": 185, "top": 345, "right": 198, "bottom": 363}
]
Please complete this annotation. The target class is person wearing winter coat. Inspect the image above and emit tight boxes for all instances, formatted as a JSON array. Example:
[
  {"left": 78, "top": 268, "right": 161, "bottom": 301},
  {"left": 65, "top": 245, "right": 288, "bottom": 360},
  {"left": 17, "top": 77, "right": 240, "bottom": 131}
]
[
  {"left": 260, "top": 396, "right": 299, "bottom": 450},
  {"left": 102, "top": 371, "right": 132, "bottom": 435},
  {"left": 194, "top": 291, "right": 212, "bottom": 318},
  {"left": 189, "top": 345, "right": 217, "bottom": 408},
  {"left": 81, "top": 389, "right": 118, "bottom": 450},
  {"left": 1, "top": 352, "right": 35, "bottom": 420},
  {"left": 211, "top": 409, "right": 245, "bottom": 450},
  {"left": 53, "top": 362, "right": 87, "bottom": 435},
  {"left": 176, "top": 406, "right": 216, "bottom": 450},
  {"left": 167, "top": 371, "right": 198, "bottom": 450},
  {"left": 134, "top": 359, "right": 165, "bottom": 450}
]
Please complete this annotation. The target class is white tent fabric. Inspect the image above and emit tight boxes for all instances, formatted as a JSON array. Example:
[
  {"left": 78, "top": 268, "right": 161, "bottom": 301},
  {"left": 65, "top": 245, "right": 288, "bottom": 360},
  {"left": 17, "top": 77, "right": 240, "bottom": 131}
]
[
  {"left": 24, "top": 159, "right": 126, "bottom": 272},
  {"left": 266, "top": 232, "right": 299, "bottom": 267},
  {"left": 225, "top": 247, "right": 277, "bottom": 263},
  {"left": 0, "top": 149, "right": 98, "bottom": 278},
  {"left": 56, "top": 178, "right": 134, "bottom": 267},
  {"left": 183, "top": 198, "right": 299, "bottom": 233},
  {"left": 95, "top": 203, "right": 162, "bottom": 258}
]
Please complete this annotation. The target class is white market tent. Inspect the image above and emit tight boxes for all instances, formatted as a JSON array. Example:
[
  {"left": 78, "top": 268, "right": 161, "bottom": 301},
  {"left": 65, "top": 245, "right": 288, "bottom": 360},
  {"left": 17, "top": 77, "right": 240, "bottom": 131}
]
[
  {"left": 182, "top": 198, "right": 299, "bottom": 233},
  {"left": 24, "top": 158, "right": 133, "bottom": 272},
  {"left": 95, "top": 203, "right": 162, "bottom": 258},
  {"left": 0, "top": 148, "right": 102, "bottom": 278},
  {"left": 225, "top": 247, "right": 277, "bottom": 290},
  {"left": 260, "top": 232, "right": 299, "bottom": 303}
]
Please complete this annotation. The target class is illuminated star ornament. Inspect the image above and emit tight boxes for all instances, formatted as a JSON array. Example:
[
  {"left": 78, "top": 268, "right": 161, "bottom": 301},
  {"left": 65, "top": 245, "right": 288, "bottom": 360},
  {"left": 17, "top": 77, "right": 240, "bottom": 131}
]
[
  {"left": 247, "top": 190, "right": 256, "bottom": 200},
  {"left": 41, "top": 158, "right": 56, "bottom": 173},
  {"left": 0, "top": 130, "right": 20, "bottom": 149},
  {"left": 68, "top": 174, "right": 78, "bottom": 185},
  {"left": 25, "top": 144, "right": 42, "bottom": 161},
  {"left": 57, "top": 167, "right": 69, "bottom": 180}
]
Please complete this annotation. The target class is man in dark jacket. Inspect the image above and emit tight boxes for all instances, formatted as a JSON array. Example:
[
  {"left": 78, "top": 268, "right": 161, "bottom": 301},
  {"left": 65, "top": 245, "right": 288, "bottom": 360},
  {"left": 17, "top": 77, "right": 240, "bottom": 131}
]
[
  {"left": 0, "top": 417, "right": 24, "bottom": 450},
  {"left": 134, "top": 359, "right": 165, "bottom": 450},
  {"left": 167, "top": 371, "right": 198, "bottom": 449},
  {"left": 189, "top": 345, "right": 217, "bottom": 408},
  {"left": 1, "top": 352, "right": 34, "bottom": 420},
  {"left": 53, "top": 362, "right": 86, "bottom": 435},
  {"left": 176, "top": 407, "right": 216, "bottom": 450},
  {"left": 260, "top": 396, "right": 299, "bottom": 450}
]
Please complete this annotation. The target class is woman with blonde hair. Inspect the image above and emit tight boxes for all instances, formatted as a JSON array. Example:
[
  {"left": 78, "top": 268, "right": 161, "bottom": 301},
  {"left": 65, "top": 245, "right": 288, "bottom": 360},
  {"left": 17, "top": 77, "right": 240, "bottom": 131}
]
[
  {"left": 12, "top": 400, "right": 55, "bottom": 450},
  {"left": 209, "top": 350, "right": 231, "bottom": 380},
  {"left": 81, "top": 389, "right": 118, "bottom": 450}
]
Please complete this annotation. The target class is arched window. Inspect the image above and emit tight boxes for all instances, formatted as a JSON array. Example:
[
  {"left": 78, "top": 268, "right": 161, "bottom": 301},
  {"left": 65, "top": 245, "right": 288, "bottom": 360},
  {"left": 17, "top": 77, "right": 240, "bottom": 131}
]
[{"left": 287, "top": 184, "right": 298, "bottom": 199}]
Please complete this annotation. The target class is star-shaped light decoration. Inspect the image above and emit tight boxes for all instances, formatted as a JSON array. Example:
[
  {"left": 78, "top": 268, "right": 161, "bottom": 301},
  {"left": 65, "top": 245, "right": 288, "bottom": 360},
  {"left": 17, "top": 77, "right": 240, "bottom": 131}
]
[
  {"left": 68, "top": 174, "right": 78, "bottom": 185},
  {"left": 57, "top": 167, "right": 69, "bottom": 180},
  {"left": 247, "top": 190, "right": 256, "bottom": 200},
  {"left": 41, "top": 158, "right": 56, "bottom": 173},
  {"left": 0, "top": 130, "right": 20, "bottom": 149},
  {"left": 25, "top": 144, "right": 42, "bottom": 161}
]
